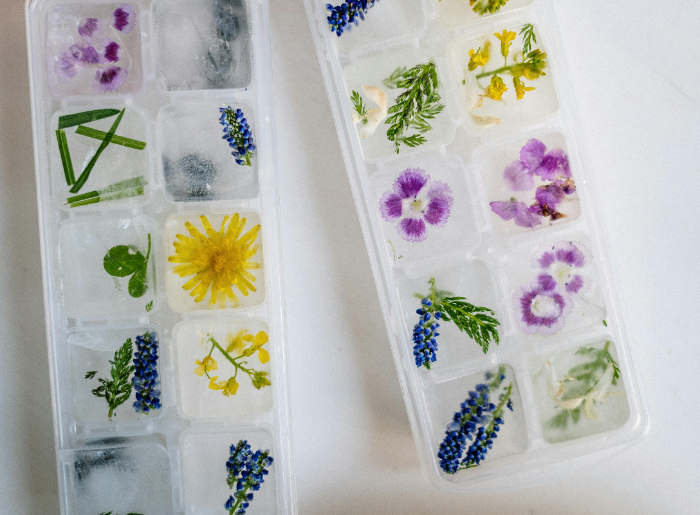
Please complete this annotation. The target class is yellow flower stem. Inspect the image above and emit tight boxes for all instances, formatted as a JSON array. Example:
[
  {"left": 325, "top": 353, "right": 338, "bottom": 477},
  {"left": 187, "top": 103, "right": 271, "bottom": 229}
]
[
  {"left": 208, "top": 336, "right": 255, "bottom": 382},
  {"left": 475, "top": 64, "right": 516, "bottom": 79}
]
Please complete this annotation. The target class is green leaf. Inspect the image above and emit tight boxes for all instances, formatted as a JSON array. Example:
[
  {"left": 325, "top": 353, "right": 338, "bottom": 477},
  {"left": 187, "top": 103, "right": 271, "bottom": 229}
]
[
  {"left": 520, "top": 23, "right": 537, "bottom": 55},
  {"left": 70, "top": 108, "right": 125, "bottom": 194},
  {"left": 146, "top": 300, "right": 154, "bottom": 312},
  {"left": 350, "top": 90, "right": 367, "bottom": 120},
  {"left": 103, "top": 245, "right": 146, "bottom": 277},
  {"left": 85, "top": 371, "right": 97, "bottom": 380},
  {"left": 90, "top": 338, "right": 135, "bottom": 419},
  {"left": 128, "top": 267, "right": 148, "bottom": 298},
  {"left": 383, "top": 66, "right": 407, "bottom": 89},
  {"left": 57, "top": 109, "right": 120, "bottom": 129},
  {"left": 75, "top": 125, "right": 147, "bottom": 150},
  {"left": 56, "top": 129, "right": 75, "bottom": 185}
]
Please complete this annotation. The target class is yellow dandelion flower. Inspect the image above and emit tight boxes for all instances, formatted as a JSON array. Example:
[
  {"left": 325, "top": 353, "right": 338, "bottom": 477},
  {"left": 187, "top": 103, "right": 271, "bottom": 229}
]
[
  {"left": 169, "top": 214, "right": 261, "bottom": 306},
  {"left": 194, "top": 355, "right": 218, "bottom": 376},
  {"left": 494, "top": 30, "right": 517, "bottom": 58},
  {"left": 485, "top": 75, "right": 508, "bottom": 101}
]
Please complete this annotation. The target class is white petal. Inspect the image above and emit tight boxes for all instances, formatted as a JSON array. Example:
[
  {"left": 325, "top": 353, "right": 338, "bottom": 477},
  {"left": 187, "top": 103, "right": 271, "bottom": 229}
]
[
  {"left": 363, "top": 85, "right": 387, "bottom": 113},
  {"left": 470, "top": 113, "right": 502, "bottom": 127},
  {"left": 555, "top": 397, "right": 584, "bottom": 410},
  {"left": 584, "top": 397, "right": 604, "bottom": 422}
]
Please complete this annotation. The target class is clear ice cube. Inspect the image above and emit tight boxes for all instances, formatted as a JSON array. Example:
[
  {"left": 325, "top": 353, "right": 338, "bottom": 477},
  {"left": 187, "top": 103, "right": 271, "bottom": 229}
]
[
  {"left": 157, "top": 101, "right": 259, "bottom": 201},
  {"left": 66, "top": 439, "right": 173, "bottom": 515},
  {"left": 154, "top": 0, "right": 252, "bottom": 91},
  {"left": 59, "top": 215, "right": 157, "bottom": 318}
]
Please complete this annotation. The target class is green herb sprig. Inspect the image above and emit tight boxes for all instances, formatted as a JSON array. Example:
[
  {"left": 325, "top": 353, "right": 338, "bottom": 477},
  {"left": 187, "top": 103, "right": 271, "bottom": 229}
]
[
  {"left": 382, "top": 66, "right": 407, "bottom": 89},
  {"left": 103, "top": 234, "right": 151, "bottom": 298},
  {"left": 89, "top": 339, "right": 135, "bottom": 419},
  {"left": 385, "top": 62, "right": 445, "bottom": 154},
  {"left": 99, "top": 511, "right": 145, "bottom": 515},
  {"left": 415, "top": 277, "right": 500, "bottom": 355},
  {"left": 350, "top": 90, "right": 368, "bottom": 124},
  {"left": 520, "top": 23, "right": 536, "bottom": 54}
]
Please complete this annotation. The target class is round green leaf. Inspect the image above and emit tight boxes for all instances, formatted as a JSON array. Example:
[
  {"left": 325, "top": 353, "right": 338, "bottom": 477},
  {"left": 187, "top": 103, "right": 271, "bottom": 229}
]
[{"left": 104, "top": 245, "right": 145, "bottom": 277}]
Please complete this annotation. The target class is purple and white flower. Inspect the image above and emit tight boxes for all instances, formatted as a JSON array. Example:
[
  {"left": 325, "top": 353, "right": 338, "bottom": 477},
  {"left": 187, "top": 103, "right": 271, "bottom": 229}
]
[
  {"left": 379, "top": 167, "right": 453, "bottom": 242},
  {"left": 515, "top": 278, "right": 573, "bottom": 335},
  {"left": 52, "top": 5, "right": 136, "bottom": 93},
  {"left": 533, "top": 241, "right": 590, "bottom": 296},
  {"left": 491, "top": 138, "right": 576, "bottom": 228}
]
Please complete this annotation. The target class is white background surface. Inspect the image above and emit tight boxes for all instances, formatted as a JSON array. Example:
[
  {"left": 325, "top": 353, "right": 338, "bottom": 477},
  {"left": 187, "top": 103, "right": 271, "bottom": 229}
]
[{"left": 1, "top": 0, "right": 699, "bottom": 513}]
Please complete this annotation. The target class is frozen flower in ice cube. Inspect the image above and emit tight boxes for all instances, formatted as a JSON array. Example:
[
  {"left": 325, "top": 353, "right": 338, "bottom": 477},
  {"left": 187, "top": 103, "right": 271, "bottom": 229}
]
[
  {"left": 490, "top": 200, "right": 541, "bottom": 228},
  {"left": 515, "top": 278, "right": 572, "bottom": 334},
  {"left": 78, "top": 17, "right": 105, "bottom": 45},
  {"left": 534, "top": 241, "right": 589, "bottom": 296},
  {"left": 220, "top": 107, "right": 256, "bottom": 166},
  {"left": 112, "top": 4, "right": 137, "bottom": 34},
  {"left": 194, "top": 355, "right": 218, "bottom": 376},
  {"left": 484, "top": 75, "right": 508, "bottom": 101},
  {"left": 97, "top": 39, "right": 122, "bottom": 63},
  {"left": 379, "top": 167, "right": 453, "bottom": 242},
  {"left": 503, "top": 159, "right": 534, "bottom": 191},
  {"left": 95, "top": 65, "right": 128, "bottom": 92}
]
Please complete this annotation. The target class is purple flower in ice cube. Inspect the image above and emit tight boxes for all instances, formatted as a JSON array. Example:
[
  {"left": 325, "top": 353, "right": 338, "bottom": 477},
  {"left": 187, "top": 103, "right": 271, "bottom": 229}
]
[
  {"left": 112, "top": 4, "right": 137, "bottom": 34},
  {"left": 515, "top": 278, "right": 573, "bottom": 335},
  {"left": 95, "top": 65, "right": 127, "bottom": 92},
  {"left": 490, "top": 200, "right": 541, "bottom": 229},
  {"left": 54, "top": 51, "right": 81, "bottom": 80},
  {"left": 520, "top": 138, "right": 547, "bottom": 170},
  {"left": 379, "top": 167, "right": 453, "bottom": 242},
  {"left": 533, "top": 241, "right": 590, "bottom": 296},
  {"left": 68, "top": 43, "right": 100, "bottom": 65},
  {"left": 97, "top": 39, "right": 122, "bottom": 63},
  {"left": 535, "top": 179, "right": 576, "bottom": 207},
  {"left": 78, "top": 17, "right": 106, "bottom": 45},
  {"left": 520, "top": 139, "right": 571, "bottom": 180},
  {"left": 503, "top": 160, "right": 534, "bottom": 191}
]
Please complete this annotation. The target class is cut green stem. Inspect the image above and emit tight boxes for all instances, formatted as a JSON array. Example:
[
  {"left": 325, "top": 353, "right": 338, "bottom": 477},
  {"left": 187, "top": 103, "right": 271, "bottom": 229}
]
[
  {"left": 56, "top": 129, "right": 76, "bottom": 185},
  {"left": 76, "top": 125, "right": 146, "bottom": 150},
  {"left": 70, "top": 108, "right": 125, "bottom": 194},
  {"left": 66, "top": 176, "right": 147, "bottom": 208},
  {"left": 57, "top": 108, "right": 120, "bottom": 129}
]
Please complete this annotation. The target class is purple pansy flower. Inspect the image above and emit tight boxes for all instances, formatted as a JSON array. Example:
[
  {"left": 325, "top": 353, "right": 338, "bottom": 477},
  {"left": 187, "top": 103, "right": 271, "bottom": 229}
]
[
  {"left": 533, "top": 241, "right": 590, "bottom": 296},
  {"left": 112, "top": 4, "right": 137, "bottom": 34},
  {"left": 490, "top": 200, "right": 541, "bottom": 228},
  {"left": 515, "top": 278, "right": 573, "bottom": 335},
  {"left": 379, "top": 167, "right": 453, "bottom": 242},
  {"left": 78, "top": 17, "right": 106, "bottom": 45},
  {"left": 95, "top": 65, "right": 128, "bottom": 92}
]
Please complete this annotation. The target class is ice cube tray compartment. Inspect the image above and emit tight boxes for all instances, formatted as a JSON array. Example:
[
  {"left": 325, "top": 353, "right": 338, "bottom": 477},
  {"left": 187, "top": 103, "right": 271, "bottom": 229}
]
[
  {"left": 27, "top": 0, "right": 296, "bottom": 512},
  {"left": 303, "top": 0, "right": 647, "bottom": 490}
]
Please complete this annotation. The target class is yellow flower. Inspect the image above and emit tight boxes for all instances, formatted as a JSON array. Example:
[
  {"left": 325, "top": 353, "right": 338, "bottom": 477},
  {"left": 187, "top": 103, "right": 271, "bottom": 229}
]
[
  {"left": 242, "top": 331, "right": 270, "bottom": 364},
  {"left": 194, "top": 356, "right": 218, "bottom": 376},
  {"left": 467, "top": 47, "right": 489, "bottom": 71},
  {"left": 494, "top": 30, "right": 516, "bottom": 58},
  {"left": 226, "top": 329, "right": 253, "bottom": 354},
  {"left": 169, "top": 214, "right": 261, "bottom": 306},
  {"left": 513, "top": 76, "right": 535, "bottom": 100},
  {"left": 485, "top": 75, "right": 508, "bottom": 101},
  {"left": 208, "top": 375, "right": 222, "bottom": 390},
  {"left": 221, "top": 377, "right": 239, "bottom": 397}
]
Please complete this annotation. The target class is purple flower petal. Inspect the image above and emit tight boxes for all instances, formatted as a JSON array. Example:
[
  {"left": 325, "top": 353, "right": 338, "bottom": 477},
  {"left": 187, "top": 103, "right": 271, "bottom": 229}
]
[
  {"left": 94, "top": 65, "right": 127, "bottom": 92},
  {"left": 397, "top": 217, "right": 427, "bottom": 242},
  {"left": 515, "top": 280, "right": 572, "bottom": 335},
  {"left": 554, "top": 241, "right": 586, "bottom": 267},
  {"left": 69, "top": 43, "right": 100, "bottom": 65},
  {"left": 379, "top": 192, "right": 403, "bottom": 222},
  {"left": 535, "top": 148, "right": 571, "bottom": 180},
  {"left": 54, "top": 51, "right": 81, "bottom": 80},
  {"left": 423, "top": 180, "right": 453, "bottom": 226},
  {"left": 535, "top": 181, "right": 568, "bottom": 207},
  {"left": 98, "top": 39, "right": 122, "bottom": 63},
  {"left": 503, "top": 159, "right": 534, "bottom": 191},
  {"left": 490, "top": 201, "right": 542, "bottom": 229},
  {"left": 113, "top": 4, "right": 137, "bottom": 34},
  {"left": 520, "top": 139, "right": 547, "bottom": 170},
  {"left": 393, "top": 167, "right": 428, "bottom": 199},
  {"left": 565, "top": 274, "right": 587, "bottom": 295},
  {"left": 537, "top": 274, "right": 558, "bottom": 292},
  {"left": 490, "top": 201, "right": 519, "bottom": 221},
  {"left": 537, "top": 250, "right": 556, "bottom": 268},
  {"left": 78, "top": 17, "right": 105, "bottom": 44}
]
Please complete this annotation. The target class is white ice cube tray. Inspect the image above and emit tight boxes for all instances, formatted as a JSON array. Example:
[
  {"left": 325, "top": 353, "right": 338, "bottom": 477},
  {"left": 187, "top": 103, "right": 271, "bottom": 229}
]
[
  {"left": 302, "top": 0, "right": 648, "bottom": 489},
  {"left": 26, "top": 0, "right": 296, "bottom": 513}
]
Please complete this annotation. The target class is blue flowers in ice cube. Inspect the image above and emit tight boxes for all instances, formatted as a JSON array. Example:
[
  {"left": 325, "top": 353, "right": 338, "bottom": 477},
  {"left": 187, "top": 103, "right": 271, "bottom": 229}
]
[
  {"left": 437, "top": 366, "right": 513, "bottom": 474},
  {"left": 132, "top": 331, "right": 161, "bottom": 414},
  {"left": 225, "top": 439, "right": 274, "bottom": 515},
  {"left": 413, "top": 298, "right": 441, "bottom": 369},
  {"left": 325, "top": 0, "right": 376, "bottom": 37},
  {"left": 220, "top": 106, "right": 255, "bottom": 167}
]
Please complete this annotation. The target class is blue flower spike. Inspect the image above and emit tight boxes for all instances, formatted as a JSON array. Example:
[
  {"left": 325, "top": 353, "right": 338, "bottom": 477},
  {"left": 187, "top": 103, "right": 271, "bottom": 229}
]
[
  {"left": 225, "top": 439, "right": 274, "bottom": 515},
  {"left": 132, "top": 331, "right": 161, "bottom": 414},
  {"left": 437, "top": 366, "right": 514, "bottom": 474},
  {"left": 413, "top": 298, "right": 441, "bottom": 369},
  {"left": 325, "top": 0, "right": 377, "bottom": 37},
  {"left": 220, "top": 106, "right": 255, "bottom": 166}
]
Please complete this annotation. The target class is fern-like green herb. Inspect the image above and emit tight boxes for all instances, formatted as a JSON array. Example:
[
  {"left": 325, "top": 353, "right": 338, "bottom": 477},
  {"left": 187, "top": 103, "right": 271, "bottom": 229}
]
[
  {"left": 439, "top": 0, "right": 510, "bottom": 16},
  {"left": 385, "top": 62, "right": 445, "bottom": 154},
  {"left": 89, "top": 339, "right": 135, "bottom": 419},
  {"left": 416, "top": 277, "right": 500, "bottom": 354},
  {"left": 520, "top": 23, "right": 536, "bottom": 54},
  {"left": 382, "top": 66, "right": 407, "bottom": 89},
  {"left": 350, "top": 90, "right": 368, "bottom": 124}
]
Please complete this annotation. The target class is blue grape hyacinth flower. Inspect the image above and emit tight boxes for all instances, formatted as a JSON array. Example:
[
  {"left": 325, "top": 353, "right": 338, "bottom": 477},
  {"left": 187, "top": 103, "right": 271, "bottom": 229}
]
[
  {"left": 325, "top": 0, "right": 377, "bottom": 37},
  {"left": 220, "top": 106, "right": 255, "bottom": 166},
  {"left": 132, "top": 331, "right": 161, "bottom": 414},
  {"left": 225, "top": 440, "right": 274, "bottom": 515},
  {"left": 413, "top": 298, "right": 442, "bottom": 369}
]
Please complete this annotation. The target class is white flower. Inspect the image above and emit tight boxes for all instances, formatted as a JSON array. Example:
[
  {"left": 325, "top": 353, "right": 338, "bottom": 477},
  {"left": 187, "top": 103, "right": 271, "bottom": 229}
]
[{"left": 352, "top": 85, "right": 387, "bottom": 138}]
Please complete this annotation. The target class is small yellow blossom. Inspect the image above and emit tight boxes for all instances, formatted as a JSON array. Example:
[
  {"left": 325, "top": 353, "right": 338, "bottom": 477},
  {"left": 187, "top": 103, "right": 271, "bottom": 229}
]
[
  {"left": 194, "top": 356, "right": 218, "bottom": 377},
  {"left": 221, "top": 377, "right": 239, "bottom": 397},
  {"left": 494, "top": 30, "right": 517, "bottom": 58},
  {"left": 226, "top": 329, "right": 253, "bottom": 354},
  {"left": 467, "top": 47, "right": 489, "bottom": 71},
  {"left": 485, "top": 75, "right": 508, "bottom": 101},
  {"left": 208, "top": 375, "right": 222, "bottom": 390},
  {"left": 242, "top": 331, "right": 270, "bottom": 364},
  {"left": 513, "top": 76, "right": 535, "bottom": 100}
]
